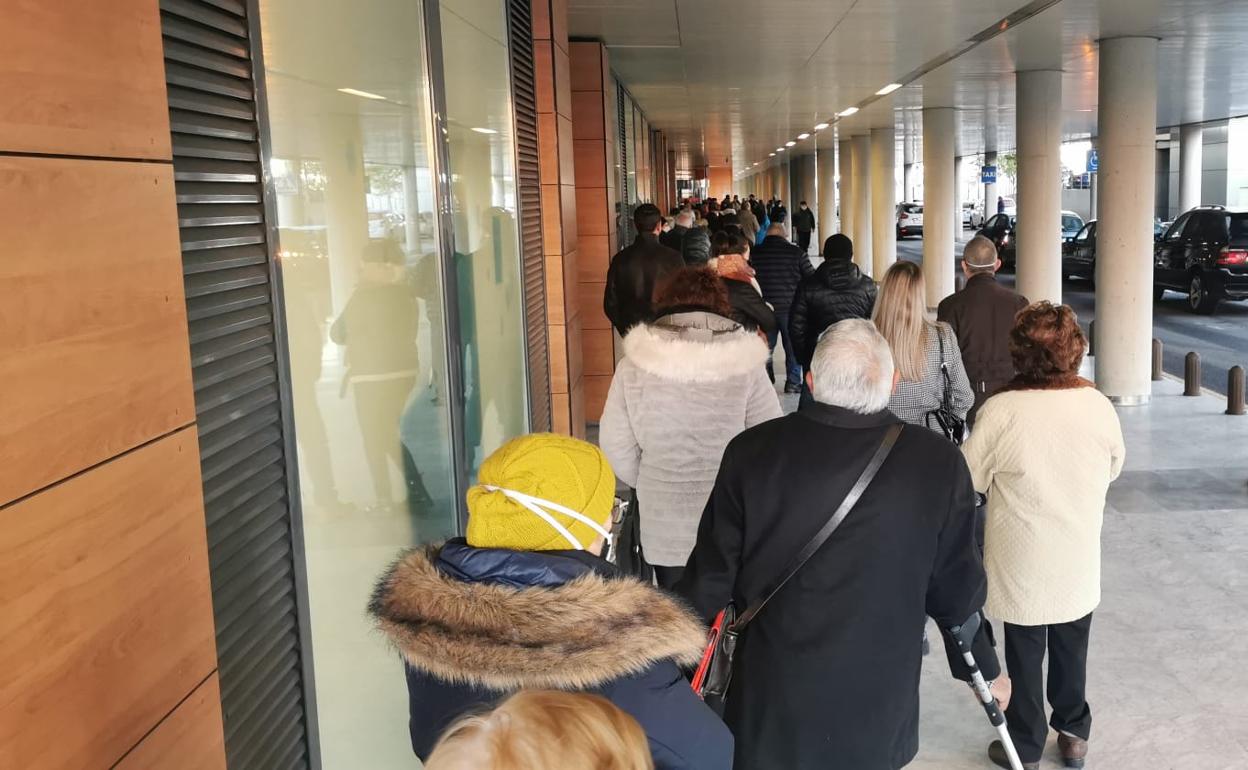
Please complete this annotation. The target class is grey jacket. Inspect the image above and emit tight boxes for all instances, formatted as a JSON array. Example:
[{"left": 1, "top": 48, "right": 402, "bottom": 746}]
[
  {"left": 599, "top": 312, "right": 784, "bottom": 567},
  {"left": 888, "top": 321, "right": 975, "bottom": 431}
]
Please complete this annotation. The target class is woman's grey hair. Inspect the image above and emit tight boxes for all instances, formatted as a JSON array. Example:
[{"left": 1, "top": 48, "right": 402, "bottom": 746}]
[{"left": 809, "top": 319, "right": 895, "bottom": 413}]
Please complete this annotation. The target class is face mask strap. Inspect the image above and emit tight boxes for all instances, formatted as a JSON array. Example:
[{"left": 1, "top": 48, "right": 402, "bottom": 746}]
[{"left": 480, "top": 486, "right": 613, "bottom": 551}]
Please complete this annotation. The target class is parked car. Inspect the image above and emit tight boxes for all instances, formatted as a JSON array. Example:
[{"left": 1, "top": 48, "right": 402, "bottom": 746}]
[
  {"left": 962, "top": 202, "right": 985, "bottom": 229},
  {"left": 1062, "top": 220, "right": 1097, "bottom": 282},
  {"left": 1154, "top": 205, "right": 1248, "bottom": 314},
  {"left": 979, "top": 213, "right": 1016, "bottom": 266},
  {"left": 897, "top": 202, "right": 924, "bottom": 238},
  {"left": 1061, "top": 211, "right": 1085, "bottom": 241}
]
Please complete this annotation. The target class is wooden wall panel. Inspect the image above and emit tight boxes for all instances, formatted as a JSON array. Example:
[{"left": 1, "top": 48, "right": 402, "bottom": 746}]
[
  {"left": 0, "top": 157, "right": 194, "bottom": 505},
  {"left": 0, "top": 0, "right": 172, "bottom": 160},
  {"left": 0, "top": 428, "right": 218, "bottom": 770},
  {"left": 115, "top": 675, "right": 227, "bottom": 770}
]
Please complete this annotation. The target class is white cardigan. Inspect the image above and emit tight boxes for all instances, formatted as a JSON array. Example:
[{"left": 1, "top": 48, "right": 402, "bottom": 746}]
[{"left": 962, "top": 386, "right": 1125, "bottom": 626}]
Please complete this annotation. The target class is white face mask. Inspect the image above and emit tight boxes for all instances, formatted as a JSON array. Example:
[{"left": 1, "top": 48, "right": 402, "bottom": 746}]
[{"left": 480, "top": 485, "right": 613, "bottom": 552}]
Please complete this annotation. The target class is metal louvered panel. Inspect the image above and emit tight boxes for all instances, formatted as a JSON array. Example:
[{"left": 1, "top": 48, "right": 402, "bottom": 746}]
[
  {"left": 507, "top": 0, "right": 550, "bottom": 432},
  {"left": 159, "top": 1, "right": 313, "bottom": 768}
]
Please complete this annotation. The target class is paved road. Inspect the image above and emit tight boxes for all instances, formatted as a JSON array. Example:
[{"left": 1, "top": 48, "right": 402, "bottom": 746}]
[{"left": 895, "top": 234, "right": 1248, "bottom": 394}]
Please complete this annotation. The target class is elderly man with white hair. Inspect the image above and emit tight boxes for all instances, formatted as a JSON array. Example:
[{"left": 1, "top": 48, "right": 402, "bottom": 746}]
[
  {"left": 661, "top": 207, "right": 696, "bottom": 253},
  {"left": 678, "top": 319, "right": 1007, "bottom": 770}
]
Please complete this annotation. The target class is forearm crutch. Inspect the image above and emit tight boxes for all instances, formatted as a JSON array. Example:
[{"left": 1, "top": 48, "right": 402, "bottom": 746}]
[{"left": 948, "top": 612, "right": 1024, "bottom": 770}]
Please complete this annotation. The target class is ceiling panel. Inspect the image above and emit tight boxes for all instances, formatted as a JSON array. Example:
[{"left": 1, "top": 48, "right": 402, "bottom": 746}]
[{"left": 567, "top": 0, "right": 1248, "bottom": 172}]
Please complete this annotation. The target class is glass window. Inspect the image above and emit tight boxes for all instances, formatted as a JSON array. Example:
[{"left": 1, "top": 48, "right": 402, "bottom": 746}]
[
  {"left": 1166, "top": 213, "right": 1191, "bottom": 242},
  {"left": 437, "top": 0, "right": 529, "bottom": 478},
  {"left": 1075, "top": 223, "right": 1092, "bottom": 243},
  {"left": 261, "top": 0, "right": 455, "bottom": 765}
]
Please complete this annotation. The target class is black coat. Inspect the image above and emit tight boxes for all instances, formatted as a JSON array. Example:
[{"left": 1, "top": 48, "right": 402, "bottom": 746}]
[
  {"left": 604, "top": 233, "right": 686, "bottom": 335},
  {"left": 791, "top": 207, "right": 816, "bottom": 233},
  {"left": 788, "top": 258, "right": 878, "bottom": 369},
  {"left": 768, "top": 203, "right": 788, "bottom": 223},
  {"left": 372, "top": 540, "right": 733, "bottom": 770},
  {"left": 936, "top": 273, "right": 1029, "bottom": 424},
  {"left": 677, "top": 404, "right": 1000, "bottom": 770},
  {"left": 660, "top": 224, "right": 688, "bottom": 252},
  {"left": 722, "top": 277, "right": 778, "bottom": 336},
  {"left": 750, "top": 235, "right": 814, "bottom": 314}
]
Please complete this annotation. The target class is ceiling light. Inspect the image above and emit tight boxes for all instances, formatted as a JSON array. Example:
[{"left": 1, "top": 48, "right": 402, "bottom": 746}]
[
  {"left": 752, "top": 162, "right": 759, "bottom": 166},
  {"left": 876, "top": 83, "right": 903, "bottom": 96},
  {"left": 769, "top": 152, "right": 776, "bottom": 157},
  {"left": 837, "top": 107, "right": 859, "bottom": 117},
  {"left": 814, "top": 123, "right": 829, "bottom": 131},
  {"left": 338, "top": 87, "right": 386, "bottom": 100},
  {"left": 471, "top": 126, "right": 498, "bottom": 134},
  {"left": 785, "top": 140, "right": 796, "bottom": 147},
  {"left": 777, "top": 147, "right": 786, "bottom": 153},
  {"left": 797, "top": 133, "right": 810, "bottom": 140}
]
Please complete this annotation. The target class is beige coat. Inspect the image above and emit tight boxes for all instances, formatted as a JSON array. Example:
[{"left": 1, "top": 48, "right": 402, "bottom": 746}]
[{"left": 962, "top": 385, "right": 1125, "bottom": 626}]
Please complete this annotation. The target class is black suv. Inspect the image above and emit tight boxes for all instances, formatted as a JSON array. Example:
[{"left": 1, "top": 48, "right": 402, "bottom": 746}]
[
  {"left": 978, "top": 213, "right": 1016, "bottom": 266},
  {"left": 1154, "top": 206, "right": 1248, "bottom": 314}
]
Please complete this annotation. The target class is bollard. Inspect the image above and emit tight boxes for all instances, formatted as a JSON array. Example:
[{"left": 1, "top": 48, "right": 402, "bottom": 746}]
[
  {"left": 1088, "top": 320, "right": 1095, "bottom": 357},
  {"left": 1184, "top": 352, "right": 1202, "bottom": 396},
  {"left": 1228, "top": 367, "right": 1246, "bottom": 416},
  {"left": 1152, "top": 339, "right": 1164, "bottom": 381}
]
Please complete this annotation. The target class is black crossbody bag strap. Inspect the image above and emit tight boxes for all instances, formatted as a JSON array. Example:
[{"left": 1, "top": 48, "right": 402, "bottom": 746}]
[{"left": 731, "top": 423, "right": 903, "bottom": 631}]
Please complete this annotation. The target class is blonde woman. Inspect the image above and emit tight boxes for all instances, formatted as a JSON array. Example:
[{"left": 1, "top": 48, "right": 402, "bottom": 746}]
[
  {"left": 426, "top": 691, "right": 654, "bottom": 770},
  {"left": 873, "top": 261, "right": 974, "bottom": 433}
]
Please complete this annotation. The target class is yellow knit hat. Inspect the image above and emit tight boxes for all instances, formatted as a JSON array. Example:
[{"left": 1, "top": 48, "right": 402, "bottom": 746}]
[{"left": 465, "top": 433, "right": 617, "bottom": 552}]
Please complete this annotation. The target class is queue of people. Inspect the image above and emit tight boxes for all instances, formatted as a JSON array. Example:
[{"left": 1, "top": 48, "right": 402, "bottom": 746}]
[{"left": 370, "top": 197, "right": 1125, "bottom": 770}]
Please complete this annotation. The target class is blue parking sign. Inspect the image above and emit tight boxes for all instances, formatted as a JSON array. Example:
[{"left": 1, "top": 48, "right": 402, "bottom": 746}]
[
  {"left": 1087, "top": 149, "right": 1098, "bottom": 173},
  {"left": 981, "top": 165, "right": 997, "bottom": 184}
]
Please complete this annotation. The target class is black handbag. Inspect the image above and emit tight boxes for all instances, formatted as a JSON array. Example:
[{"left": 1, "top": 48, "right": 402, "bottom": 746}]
[
  {"left": 609, "top": 492, "right": 653, "bottom": 583},
  {"left": 691, "top": 424, "right": 903, "bottom": 713},
  {"left": 926, "top": 325, "right": 967, "bottom": 445}
]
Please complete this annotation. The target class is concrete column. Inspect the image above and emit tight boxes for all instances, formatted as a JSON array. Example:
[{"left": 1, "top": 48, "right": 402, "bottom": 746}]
[
  {"left": 1179, "top": 123, "right": 1203, "bottom": 212},
  {"left": 1015, "top": 69, "right": 1064, "bottom": 304},
  {"left": 851, "top": 134, "right": 874, "bottom": 276},
  {"left": 983, "top": 150, "right": 998, "bottom": 220},
  {"left": 817, "top": 142, "right": 838, "bottom": 247},
  {"left": 870, "top": 127, "right": 897, "bottom": 277},
  {"left": 1095, "top": 36, "right": 1158, "bottom": 404},
  {"left": 922, "top": 108, "right": 957, "bottom": 308},
  {"left": 839, "top": 138, "right": 855, "bottom": 242},
  {"left": 903, "top": 163, "right": 914, "bottom": 203}
]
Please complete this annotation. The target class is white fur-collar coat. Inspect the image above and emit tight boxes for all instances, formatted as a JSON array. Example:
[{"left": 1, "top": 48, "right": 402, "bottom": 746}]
[{"left": 599, "top": 312, "right": 783, "bottom": 566}]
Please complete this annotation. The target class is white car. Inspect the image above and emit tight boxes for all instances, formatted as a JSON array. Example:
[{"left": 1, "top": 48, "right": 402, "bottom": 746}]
[
  {"left": 897, "top": 202, "right": 924, "bottom": 239},
  {"left": 962, "top": 202, "right": 985, "bottom": 229}
]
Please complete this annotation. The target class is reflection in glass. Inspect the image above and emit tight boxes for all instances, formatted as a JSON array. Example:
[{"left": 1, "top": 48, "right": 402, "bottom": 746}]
[
  {"left": 439, "top": 0, "right": 530, "bottom": 478},
  {"left": 261, "top": 0, "right": 455, "bottom": 765}
]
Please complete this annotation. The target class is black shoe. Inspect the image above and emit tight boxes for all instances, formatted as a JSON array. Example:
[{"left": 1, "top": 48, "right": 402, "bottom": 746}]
[
  {"left": 988, "top": 741, "right": 1038, "bottom": 770},
  {"left": 784, "top": 383, "right": 801, "bottom": 394},
  {"left": 1058, "top": 734, "right": 1088, "bottom": 768}
]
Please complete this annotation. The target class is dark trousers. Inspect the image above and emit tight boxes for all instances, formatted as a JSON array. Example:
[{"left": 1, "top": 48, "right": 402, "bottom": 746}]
[
  {"left": 654, "top": 565, "right": 685, "bottom": 589},
  {"left": 766, "top": 311, "right": 802, "bottom": 387},
  {"left": 796, "top": 229, "right": 812, "bottom": 253},
  {"left": 1003, "top": 613, "right": 1094, "bottom": 763}
]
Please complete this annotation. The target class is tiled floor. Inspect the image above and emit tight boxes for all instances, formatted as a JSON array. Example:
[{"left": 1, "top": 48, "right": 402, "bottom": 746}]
[{"left": 903, "top": 374, "right": 1248, "bottom": 769}]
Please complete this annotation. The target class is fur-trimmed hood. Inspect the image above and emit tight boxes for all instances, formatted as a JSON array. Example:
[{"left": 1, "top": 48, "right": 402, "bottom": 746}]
[
  {"left": 369, "top": 543, "right": 707, "bottom": 692},
  {"left": 623, "top": 310, "right": 770, "bottom": 383}
]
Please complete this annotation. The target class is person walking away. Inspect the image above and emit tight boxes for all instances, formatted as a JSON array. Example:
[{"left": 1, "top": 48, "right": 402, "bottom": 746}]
[
  {"left": 369, "top": 433, "right": 733, "bottom": 770},
  {"left": 752, "top": 222, "right": 814, "bottom": 392},
  {"left": 737, "top": 201, "right": 760, "bottom": 245},
  {"left": 873, "top": 261, "right": 973, "bottom": 431},
  {"left": 710, "top": 230, "right": 777, "bottom": 336},
  {"left": 792, "top": 201, "right": 816, "bottom": 254},
  {"left": 937, "top": 236, "right": 1029, "bottom": 426},
  {"left": 425, "top": 691, "right": 654, "bottom": 770},
  {"left": 997, "top": 195, "right": 1006, "bottom": 214},
  {"left": 599, "top": 269, "right": 782, "bottom": 588},
  {"left": 769, "top": 198, "right": 788, "bottom": 224},
  {"left": 662, "top": 208, "right": 695, "bottom": 252},
  {"left": 789, "top": 233, "right": 877, "bottom": 375},
  {"left": 677, "top": 319, "right": 1007, "bottom": 770},
  {"left": 604, "top": 203, "right": 685, "bottom": 336},
  {"left": 962, "top": 302, "right": 1124, "bottom": 770}
]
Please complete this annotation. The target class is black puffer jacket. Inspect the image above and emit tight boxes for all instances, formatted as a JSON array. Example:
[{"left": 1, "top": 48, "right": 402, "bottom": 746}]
[
  {"left": 750, "top": 235, "right": 814, "bottom": 314},
  {"left": 789, "top": 258, "right": 878, "bottom": 369},
  {"left": 604, "top": 233, "right": 686, "bottom": 335},
  {"left": 723, "top": 278, "right": 778, "bottom": 336}
]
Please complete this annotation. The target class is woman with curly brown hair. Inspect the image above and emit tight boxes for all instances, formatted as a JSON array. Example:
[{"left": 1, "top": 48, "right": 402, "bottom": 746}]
[{"left": 962, "top": 301, "right": 1126, "bottom": 770}]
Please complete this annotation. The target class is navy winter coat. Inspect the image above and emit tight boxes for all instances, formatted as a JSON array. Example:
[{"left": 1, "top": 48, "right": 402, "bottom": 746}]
[{"left": 369, "top": 539, "right": 733, "bottom": 770}]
